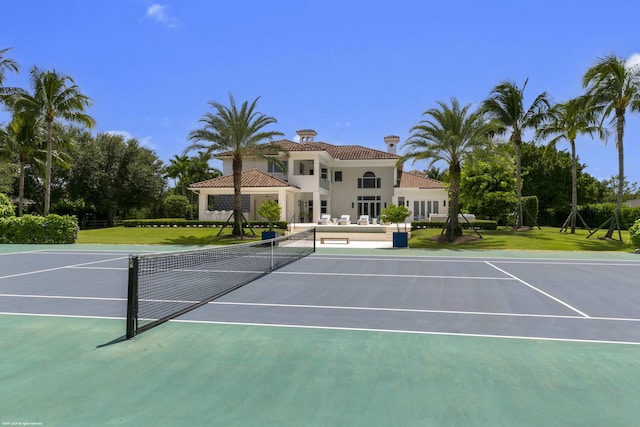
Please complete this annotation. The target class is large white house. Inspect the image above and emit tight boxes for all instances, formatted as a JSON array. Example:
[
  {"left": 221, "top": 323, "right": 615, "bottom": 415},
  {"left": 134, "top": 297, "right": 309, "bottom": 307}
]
[{"left": 188, "top": 129, "right": 448, "bottom": 224}]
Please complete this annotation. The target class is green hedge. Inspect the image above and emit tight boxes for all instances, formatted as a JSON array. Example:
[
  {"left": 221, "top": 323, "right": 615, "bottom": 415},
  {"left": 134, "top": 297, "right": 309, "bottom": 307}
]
[
  {"left": 541, "top": 204, "right": 640, "bottom": 229},
  {"left": 412, "top": 219, "right": 498, "bottom": 230},
  {"left": 0, "top": 214, "right": 78, "bottom": 244},
  {"left": 122, "top": 219, "right": 288, "bottom": 230},
  {"left": 629, "top": 219, "right": 640, "bottom": 249}
]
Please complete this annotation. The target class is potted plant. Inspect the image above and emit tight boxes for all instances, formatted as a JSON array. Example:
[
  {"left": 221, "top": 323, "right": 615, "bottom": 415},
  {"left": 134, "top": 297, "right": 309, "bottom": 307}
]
[
  {"left": 257, "top": 199, "right": 282, "bottom": 240},
  {"left": 380, "top": 203, "right": 412, "bottom": 248}
]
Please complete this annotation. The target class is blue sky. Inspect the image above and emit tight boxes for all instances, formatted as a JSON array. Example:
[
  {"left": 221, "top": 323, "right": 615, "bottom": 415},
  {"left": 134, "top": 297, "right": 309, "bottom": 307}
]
[{"left": 2, "top": 0, "right": 639, "bottom": 185}]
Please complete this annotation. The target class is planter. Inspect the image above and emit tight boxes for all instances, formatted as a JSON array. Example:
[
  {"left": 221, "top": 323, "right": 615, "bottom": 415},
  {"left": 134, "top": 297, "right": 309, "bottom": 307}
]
[
  {"left": 262, "top": 231, "right": 278, "bottom": 240},
  {"left": 392, "top": 231, "right": 408, "bottom": 248}
]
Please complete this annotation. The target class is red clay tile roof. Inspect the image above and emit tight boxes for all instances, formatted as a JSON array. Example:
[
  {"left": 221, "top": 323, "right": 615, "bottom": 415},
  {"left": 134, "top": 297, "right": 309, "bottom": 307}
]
[
  {"left": 188, "top": 169, "right": 299, "bottom": 189},
  {"left": 216, "top": 139, "right": 400, "bottom": 160},
  {"left": 397, "top": 170, "right": 445, "bottom": 189}
]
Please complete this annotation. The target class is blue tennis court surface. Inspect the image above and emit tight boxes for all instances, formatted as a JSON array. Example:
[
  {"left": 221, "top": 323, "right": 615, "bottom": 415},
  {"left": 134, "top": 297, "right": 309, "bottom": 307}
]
[{"left": 1, "top": 248, "right": 639, "bottom": 344}]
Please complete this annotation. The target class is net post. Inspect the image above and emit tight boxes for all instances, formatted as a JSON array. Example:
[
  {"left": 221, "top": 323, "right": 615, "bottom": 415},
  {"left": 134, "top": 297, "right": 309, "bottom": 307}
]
[
  {"left": 270, "top": 239, "right": 275, "bottom": 271},
  {"left": 126, "top": 255, "right": 139, "bottom": 339}
]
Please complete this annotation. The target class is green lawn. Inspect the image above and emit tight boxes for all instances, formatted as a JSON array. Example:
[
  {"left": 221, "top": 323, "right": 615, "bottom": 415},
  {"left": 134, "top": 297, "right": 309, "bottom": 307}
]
[
  {"left": 410, "top": 226, "right": 634, "bottom": 252},
  {"left": 77, "top": 226, "right": 264, "bottom": 245},
  {"left": 77, "top": 225, "right": 637, "bottom": 252}
]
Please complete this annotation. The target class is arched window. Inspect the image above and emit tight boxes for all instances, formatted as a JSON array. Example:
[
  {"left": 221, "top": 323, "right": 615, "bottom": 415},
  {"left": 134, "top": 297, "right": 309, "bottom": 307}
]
[{"left": 357, "top": 171, "right": 381, "bottom": 189}]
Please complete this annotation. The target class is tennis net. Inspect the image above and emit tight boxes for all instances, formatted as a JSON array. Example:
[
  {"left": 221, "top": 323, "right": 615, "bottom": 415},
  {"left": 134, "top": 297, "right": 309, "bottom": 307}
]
[{"left": 126, "top": 228, "right": 315, "bottom": 338}]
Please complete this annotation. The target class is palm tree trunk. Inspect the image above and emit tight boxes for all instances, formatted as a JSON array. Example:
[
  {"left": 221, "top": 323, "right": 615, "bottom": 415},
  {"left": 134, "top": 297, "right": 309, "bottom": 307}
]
[
  {"left": 515, "top": 141, "right": 523, "bottom": 228},
  {"left": 44, "top": 120, "right": 53, "bottom": 216},
  {"left": 232, "top": 155, "right": 244, "bottom": 238},
  {"left": 570, "top": 140, "right": 577, "bottom": 233},
  {"left": 605, "top": 112, "right": 625, "bottom": 238},
  {"left": 19, "top": 161, "right": 25, "bottom": 216},
  {"left": 448, "top": 165, "right": 461, "bottom": 243}
]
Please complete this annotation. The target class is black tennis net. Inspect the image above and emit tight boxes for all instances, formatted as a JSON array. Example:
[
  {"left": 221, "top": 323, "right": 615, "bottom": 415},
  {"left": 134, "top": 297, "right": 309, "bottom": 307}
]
[{"left": 126, "top": 228, "right": 315, "bottom": 338}]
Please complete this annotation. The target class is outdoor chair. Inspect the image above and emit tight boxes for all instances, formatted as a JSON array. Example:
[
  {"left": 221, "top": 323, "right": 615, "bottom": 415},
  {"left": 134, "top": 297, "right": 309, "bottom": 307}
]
[
  {"left": 337, "top": 215, "right": 351, "bottom": 225},
  {"left": 317, "top": 214, "right": 331, "bottom": 225},
  {"left": 357, "top": 215, "right": 370, "bottom": 225}
]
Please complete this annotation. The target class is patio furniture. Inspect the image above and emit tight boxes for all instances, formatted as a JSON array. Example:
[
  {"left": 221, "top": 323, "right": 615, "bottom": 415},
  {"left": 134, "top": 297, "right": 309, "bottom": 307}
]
[
  {"left": 317, "top": 214, "right": 331, "bottom": 225},
  {"left": 357, "top": 215, "right": 370, "bottom": 225},
  {"left": 337, "top": 215, "right": 351, "bottom": 225}
]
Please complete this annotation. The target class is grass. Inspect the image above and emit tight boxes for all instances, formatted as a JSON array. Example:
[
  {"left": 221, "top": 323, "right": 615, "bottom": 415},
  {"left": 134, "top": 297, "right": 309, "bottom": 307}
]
[
  {"left": 410, "top": 226, "right": 635, "bottom": 252},
  {"left": 77, "top": 226, "right": 264, "bottom": 245},
  {"left": 77, "top": 225, "right": 637, "bottom": 252}
]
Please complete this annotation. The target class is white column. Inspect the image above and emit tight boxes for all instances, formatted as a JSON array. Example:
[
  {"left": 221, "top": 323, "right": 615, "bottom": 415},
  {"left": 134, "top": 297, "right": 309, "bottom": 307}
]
[
  {"left": 278, "top": 189, "right": 288, "bottom": 222},
  {"left": 313, "top": 191, "right": 320, "bottom": 223}
]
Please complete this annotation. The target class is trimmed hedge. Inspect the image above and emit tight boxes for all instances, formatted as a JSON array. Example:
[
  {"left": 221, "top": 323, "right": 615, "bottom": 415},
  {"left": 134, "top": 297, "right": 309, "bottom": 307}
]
[
  {"left": 0, "top": 214, "right": 78, "bottom": 244},
  {"left": 122, "top": 218, "right": 288, "bottom": 230},
  {"left": 541, "top": 204, "right": 640, "bottom": 229},
  {"left": 412, "top": 219, "right": 498, "bottom": 230},
  {"left": 630, "top": 219, "right": 640, "bottom": 249}
]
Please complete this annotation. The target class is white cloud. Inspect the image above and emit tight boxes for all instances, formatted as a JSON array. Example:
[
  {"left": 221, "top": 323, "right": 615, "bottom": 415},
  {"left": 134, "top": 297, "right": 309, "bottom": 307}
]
[
  {"left": 626, "top": 53, "right": 640, "bottom": 70},
  {"left": 145, "top": 4, "right": 179, "bottom": 28}
]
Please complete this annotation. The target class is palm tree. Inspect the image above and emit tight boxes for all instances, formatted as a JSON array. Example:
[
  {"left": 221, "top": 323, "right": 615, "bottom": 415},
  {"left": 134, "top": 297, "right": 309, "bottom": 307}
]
[
  {"left": 400, "top": 98, "right": 498, "bottom": 242},
  {"left": 13, "top": 67, "right": 95, "bottom": 215},
  {"left": 481, "top": 79, "right": 551, "bottom": 228},
  {"left": 164, "top": 154, "right": 191, "bottom": 196},
  {"left": 537, "top": 98, "right": 605, "bottom": 233},
  {"left": 186, "top": 95, "right": 285, "bottom": 237},
  {"left": 0, "top": 47, "right": 19, "bottom": 108},
  {"left": 2, "top": 109, "right": 47, "bottom": 215},
  {"left": 0, "top": 47, "right": 19, "bottom": 86},
  {"left": 583, "top": 54, "right": 640, "bottom": 238}
]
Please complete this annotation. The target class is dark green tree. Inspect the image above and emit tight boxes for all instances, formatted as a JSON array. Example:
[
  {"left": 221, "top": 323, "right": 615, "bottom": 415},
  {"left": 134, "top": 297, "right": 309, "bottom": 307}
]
[
  {"left": 460, "top": 158, "right": 516, "bottom": 225},
  {"left": 67, "top": 133, "right": 165, "bottom": 224}
]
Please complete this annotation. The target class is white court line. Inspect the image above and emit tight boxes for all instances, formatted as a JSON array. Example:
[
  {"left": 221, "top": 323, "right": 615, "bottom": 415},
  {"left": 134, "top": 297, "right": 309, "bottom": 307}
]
[
  {"left": 0, "top": 311, "right": 122, "bottom": 320},
  {"left": 485, "top": 261, "right": 590, "bottom": 318},
  {"left": 173, "top": 319, "right": 640, "bottom": 346},
  {"left": 209, "top": 301, "right": 640, "bottom": 322},
  {"left": 312, "top": 254, "right": 640, "bottom": 264},
  {"left": 0, "top": 293, "right": 126, "bottom": 301},
  {"left": 273, "top": 271, "right": 511, "bottom": 280},
  {"left": 0, "top": 256, "right": 128, "bottom": 280}
]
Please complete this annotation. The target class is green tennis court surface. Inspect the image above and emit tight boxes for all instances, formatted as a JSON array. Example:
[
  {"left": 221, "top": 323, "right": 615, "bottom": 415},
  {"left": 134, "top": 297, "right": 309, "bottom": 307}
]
[{"left": 1, "top": 244, "right": 639, "bottom": 426}]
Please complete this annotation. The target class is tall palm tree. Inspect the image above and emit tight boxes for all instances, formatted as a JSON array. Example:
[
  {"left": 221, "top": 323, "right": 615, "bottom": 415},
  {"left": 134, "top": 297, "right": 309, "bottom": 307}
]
[
  {"left": 2, "top": 109, "right": 47, "bottom": 215},
  {"left": 481, "top": 79, "right": 551, "bottom": 228},
  {"left": 400, "top": 98, "right": 498, "bottom": 242},
  {"left": 583, "top": 54, "right": 640, "bottom": 238},
  {"left": 537, "top": 98, "right": 605, "bottom": 233},
  {"left": 13, "top": 67, "right": 95, "bottom": 215},
  {"left": 187, "top": 95, "right": 285, "bottom": 237}
]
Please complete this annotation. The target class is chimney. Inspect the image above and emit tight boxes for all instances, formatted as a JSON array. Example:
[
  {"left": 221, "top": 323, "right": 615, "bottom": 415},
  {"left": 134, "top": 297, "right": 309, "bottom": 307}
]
[
  {"left": 296, "top": 129, "right": 317, "bottom": 143},
  {"left": 384, "top": 135, "right": 400, "bottom": 154}
]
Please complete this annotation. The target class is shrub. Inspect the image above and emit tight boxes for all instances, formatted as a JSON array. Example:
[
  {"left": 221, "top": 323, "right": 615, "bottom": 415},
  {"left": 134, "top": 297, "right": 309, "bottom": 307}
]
[
  {"left": 163, "top": 195, "right": 190, "bottom": 218},
  {"left": 0, "top": 214, "right": 78, "bottom": 244},
  {"left": 381, "top": 204, "right": 412, "bottom": 232},
  {"left": 0, "top": 193, "right": 15, "bottom": 218},
  {"left": 630, "top": 219, "right": 640, "bottom": 249},
  {"left": 257, "top": 200, "right": 282, "bottom": 231}
]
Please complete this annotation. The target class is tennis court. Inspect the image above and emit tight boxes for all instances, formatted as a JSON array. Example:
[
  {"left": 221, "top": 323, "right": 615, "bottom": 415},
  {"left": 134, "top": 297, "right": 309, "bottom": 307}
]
[{"left": 1, "top": 242, "right": 639, "bottom": 426}]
